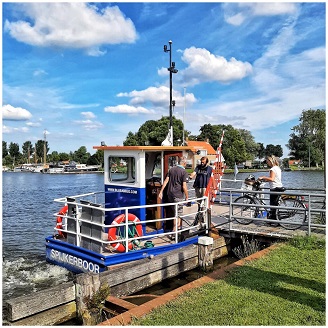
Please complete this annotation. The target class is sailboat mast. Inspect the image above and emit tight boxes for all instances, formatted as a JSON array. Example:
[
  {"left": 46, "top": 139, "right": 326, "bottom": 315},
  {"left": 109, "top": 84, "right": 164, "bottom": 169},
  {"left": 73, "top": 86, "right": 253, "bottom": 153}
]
[{"left": 43, "top": 129, "right": 47, "bottom": 167}]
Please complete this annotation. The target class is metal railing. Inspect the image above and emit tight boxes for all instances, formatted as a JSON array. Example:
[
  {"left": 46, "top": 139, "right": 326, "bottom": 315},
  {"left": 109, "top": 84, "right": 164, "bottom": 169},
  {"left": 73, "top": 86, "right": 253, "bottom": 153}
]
[
  {"left": 219, "top": 186, "right": 326, "bottom": 235},
  {"left": 53, "top": 192, "right": 209, "bottom": 253}
]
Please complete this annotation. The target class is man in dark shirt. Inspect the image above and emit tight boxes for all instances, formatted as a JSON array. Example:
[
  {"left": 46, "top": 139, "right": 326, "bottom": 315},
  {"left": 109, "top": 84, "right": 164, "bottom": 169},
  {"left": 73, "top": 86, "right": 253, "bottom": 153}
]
[
  {"left": 189, "top": 156, "right": 213, "bottom": 211},
  {"left": 159, "top": 156, "right": 189, "bottom": 234}
]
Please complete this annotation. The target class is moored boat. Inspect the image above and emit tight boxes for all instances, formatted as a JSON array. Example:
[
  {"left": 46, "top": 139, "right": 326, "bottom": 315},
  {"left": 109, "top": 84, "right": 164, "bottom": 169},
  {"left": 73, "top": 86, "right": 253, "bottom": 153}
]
[{"left": 45, "top": 144, "right": 224, "bottom": 273}]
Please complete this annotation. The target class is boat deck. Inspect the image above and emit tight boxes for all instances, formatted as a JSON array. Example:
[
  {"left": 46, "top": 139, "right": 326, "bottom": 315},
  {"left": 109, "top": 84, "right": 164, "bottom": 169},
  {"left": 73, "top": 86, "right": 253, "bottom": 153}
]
[{"left": 210, "top": 203, "right": 326, "bottom": 240}]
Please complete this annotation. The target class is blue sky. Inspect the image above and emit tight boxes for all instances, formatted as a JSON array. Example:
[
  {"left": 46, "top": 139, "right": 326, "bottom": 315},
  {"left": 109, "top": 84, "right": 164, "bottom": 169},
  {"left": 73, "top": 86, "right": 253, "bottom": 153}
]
[{"left": 2, "top": 2, "right": 326, "bottom": 158}]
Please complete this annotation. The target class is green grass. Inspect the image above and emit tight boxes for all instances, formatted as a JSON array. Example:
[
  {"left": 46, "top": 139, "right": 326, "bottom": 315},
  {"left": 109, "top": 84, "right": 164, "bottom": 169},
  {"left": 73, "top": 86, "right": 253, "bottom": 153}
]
[{"left": 131, "top": 236, "right": 326, "bottom": 326}]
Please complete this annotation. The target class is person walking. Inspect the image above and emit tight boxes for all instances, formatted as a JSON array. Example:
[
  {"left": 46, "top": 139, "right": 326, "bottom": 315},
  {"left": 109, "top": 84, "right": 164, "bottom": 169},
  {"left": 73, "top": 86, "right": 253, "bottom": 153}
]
[
  {"left": 158, "top": 156, "right": 189, "bottom": 234},
  {"left": 259, "top": 155, "right": 283, "bottom": 221}
]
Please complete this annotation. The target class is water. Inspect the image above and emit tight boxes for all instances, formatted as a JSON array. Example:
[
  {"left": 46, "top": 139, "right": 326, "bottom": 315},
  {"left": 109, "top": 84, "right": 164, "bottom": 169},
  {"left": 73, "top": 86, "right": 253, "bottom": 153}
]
[
  {"left": 1, "top": 170, "right": 325, "bottom": 301},
  {"left": 2, "top": 172, "right": 104, "bottom": 300}
]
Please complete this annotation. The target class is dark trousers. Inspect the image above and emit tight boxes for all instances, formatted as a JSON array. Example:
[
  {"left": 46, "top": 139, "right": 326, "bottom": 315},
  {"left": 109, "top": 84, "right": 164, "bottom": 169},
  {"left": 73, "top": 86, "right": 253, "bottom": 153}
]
[{"left": 269, "top": 187, "right": 283, "bottom": 219}]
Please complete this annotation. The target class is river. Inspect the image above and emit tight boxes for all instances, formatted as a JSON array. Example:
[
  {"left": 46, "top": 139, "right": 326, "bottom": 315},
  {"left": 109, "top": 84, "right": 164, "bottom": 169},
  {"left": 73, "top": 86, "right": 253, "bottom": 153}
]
[{"left": 1, "top": 170, "right": 325, "bottom": 301}]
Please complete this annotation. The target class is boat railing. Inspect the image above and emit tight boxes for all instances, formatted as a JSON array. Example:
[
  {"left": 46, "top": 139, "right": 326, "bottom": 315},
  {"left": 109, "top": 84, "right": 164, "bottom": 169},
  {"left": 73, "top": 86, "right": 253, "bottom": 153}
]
[
  {"left": 220, "top": 187, "right": 326, "bottom": 234},
  {"left": 53, "top": 193, "right": 209, "bottom": 253}
]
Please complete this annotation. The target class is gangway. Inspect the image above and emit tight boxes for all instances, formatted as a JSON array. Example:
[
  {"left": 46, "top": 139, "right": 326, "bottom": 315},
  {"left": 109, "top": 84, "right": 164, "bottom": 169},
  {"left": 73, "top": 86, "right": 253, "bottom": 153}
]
[{"left": 209, "top": 185, "right": 326, "bottom": 241}]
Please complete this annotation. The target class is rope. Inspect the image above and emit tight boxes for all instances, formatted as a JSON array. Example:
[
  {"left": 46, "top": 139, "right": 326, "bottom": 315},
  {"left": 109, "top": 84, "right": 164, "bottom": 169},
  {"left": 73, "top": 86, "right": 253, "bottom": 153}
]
[{"left": 117, "top": 222, "right": 154, "bottom": 251}]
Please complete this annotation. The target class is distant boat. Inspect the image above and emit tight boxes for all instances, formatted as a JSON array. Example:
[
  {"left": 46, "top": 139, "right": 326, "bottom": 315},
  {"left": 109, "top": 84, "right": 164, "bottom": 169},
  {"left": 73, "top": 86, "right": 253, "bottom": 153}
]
[
  {"left": 13, "top": 164, "right": 44, "bottom": 173},
  {"left": 63, "top": 163, "right": 101, "bottom": 173}
]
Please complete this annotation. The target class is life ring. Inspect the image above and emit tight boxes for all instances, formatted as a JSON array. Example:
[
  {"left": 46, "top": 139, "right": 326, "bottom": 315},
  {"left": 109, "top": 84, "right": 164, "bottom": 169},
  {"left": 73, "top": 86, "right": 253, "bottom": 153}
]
[
  {"left": 108, "top": 213, "right": 143, "bottom": 252},
  {"left": 56, "top": 205, "right": 68, "bottom": 237}
]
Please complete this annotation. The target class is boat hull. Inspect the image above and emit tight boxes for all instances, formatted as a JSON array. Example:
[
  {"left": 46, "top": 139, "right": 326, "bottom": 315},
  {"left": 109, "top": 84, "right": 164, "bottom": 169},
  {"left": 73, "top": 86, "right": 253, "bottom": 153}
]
[{"left": 45, "top": 235, "right": 199, "bottom": 274}]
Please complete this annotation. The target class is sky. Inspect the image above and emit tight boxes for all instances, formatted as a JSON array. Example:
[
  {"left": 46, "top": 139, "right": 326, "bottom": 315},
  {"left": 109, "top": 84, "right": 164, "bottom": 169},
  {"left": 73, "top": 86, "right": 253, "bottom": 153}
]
[{"left": 1, "top": 1, "right": 326, "bottom": 158}]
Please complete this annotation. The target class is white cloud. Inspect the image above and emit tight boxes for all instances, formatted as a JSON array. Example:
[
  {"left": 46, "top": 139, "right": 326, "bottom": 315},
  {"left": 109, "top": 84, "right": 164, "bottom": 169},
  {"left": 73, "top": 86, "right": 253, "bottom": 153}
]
[
  {"left": 117, "top": 86, "right": 197, "bottom": 108},
  {"left": 2, "top": 104, "right": 32, "bottom": 121},
  {"left": 180, "top": 47, "right": 252, "bottom": 86},
  {"left": 4, "top": 3, "right": 137, "bottom": 56},
  {"left": 33, "top": 69, "right": 47, "bottom": 77},
  {"left": 224, "top": 2, "right": 298, "bottom": 26},
  {"left": 157, "top": 67, "right": 168, "bottom": 77},
  {"left": 2, "top": 125, "right": 29, "bottom": 133},
  {"left": 73, "top": 119, "right": 104, "bottom": 130},
  {"left": 26, "top": 121, "right": 41, "bottom": 127},
  {"left": 104, "top": 104, "right": 154, "bottom": 114},
  {"left": 245, "top": 3, "right": 298, "bottom": 16},
  {"left": 81, "top": 112, "right": 96, "bottom": 119}
]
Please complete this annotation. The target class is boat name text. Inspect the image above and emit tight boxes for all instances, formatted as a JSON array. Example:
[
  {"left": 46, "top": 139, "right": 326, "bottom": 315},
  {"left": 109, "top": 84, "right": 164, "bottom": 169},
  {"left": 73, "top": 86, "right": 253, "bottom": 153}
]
[{"left": 50, "top": 249, "right": 100, "bottom": 273}]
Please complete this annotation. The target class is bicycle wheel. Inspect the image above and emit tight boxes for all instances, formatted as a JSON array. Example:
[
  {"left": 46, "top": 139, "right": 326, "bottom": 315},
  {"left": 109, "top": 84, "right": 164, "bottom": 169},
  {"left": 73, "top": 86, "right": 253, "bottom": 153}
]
[
  {"left": 232, "top": 196, "right": 258, "bottom": 225},
  {"left": 277, "top": 197, "right": 307, "bottom": 230}
]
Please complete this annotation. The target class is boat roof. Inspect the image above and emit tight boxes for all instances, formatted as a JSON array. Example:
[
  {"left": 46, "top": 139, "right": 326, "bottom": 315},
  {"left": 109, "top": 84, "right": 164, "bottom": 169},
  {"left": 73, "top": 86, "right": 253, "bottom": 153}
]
[{"left": 93, "top": 145, "right": 193, "bottom": 152}]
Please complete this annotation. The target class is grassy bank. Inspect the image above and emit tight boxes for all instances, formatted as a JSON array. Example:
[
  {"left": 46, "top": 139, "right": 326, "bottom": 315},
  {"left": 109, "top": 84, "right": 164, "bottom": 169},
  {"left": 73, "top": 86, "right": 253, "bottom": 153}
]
[{"left": 131, "top": 236, "right": 325, "bottom": 326}]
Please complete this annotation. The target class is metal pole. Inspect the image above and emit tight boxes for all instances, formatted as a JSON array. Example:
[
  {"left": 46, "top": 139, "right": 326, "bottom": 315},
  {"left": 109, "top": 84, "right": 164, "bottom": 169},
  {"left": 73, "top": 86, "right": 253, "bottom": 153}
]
[
  {"left": 183, "top": 87, "right": 186, "bottom": 145},
  {"left": 169, "top": 41, "right": 173, "bottom": 143},
  {"left": 163, "top": 40, "right": 178, "bottom": 146}
]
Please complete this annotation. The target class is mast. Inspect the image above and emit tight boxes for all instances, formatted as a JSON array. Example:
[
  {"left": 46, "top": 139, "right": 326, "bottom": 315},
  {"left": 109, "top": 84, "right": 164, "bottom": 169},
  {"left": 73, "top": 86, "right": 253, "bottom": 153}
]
[
  {"left": 163, "top": 40, "right": 178, "bottom": 146},
  {"left": 43, "top": 129, "right": 47, "bottom": 168}
]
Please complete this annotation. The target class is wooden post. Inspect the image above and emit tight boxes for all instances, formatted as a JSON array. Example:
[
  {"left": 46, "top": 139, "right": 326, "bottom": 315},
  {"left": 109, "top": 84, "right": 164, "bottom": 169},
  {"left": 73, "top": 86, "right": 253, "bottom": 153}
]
[
  {"left": 75, "top": 273, "right": 101, "bottom": 325},
  {"left": 198, "top": 236, "right": 214, "bottom": 272}
]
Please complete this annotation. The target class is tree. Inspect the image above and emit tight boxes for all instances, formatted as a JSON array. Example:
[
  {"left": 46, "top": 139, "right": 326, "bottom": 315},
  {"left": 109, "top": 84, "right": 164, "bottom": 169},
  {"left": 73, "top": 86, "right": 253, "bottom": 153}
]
[
  {"left": 73, "top": 146, "right": 90, "bottom": 164},
  {"left": 9, "top": 142, "right": 20, "bottom": 159},
  {"left": 287, "top": 109, "right": 325, "bottom": 167},
  {"left": 49, "top": 151, "right": 60, "bottom": 163},
  {"left": 124, "top": 116, "right": 186, "bottom": 146},
  {"left": 87, "top": 150, "right": 104, "bottom": 166},
  {"left": 197, "top": 124, "right": 250, "bottom": 167},
  {"left": 2, "top": 141, "right": 8, "bottom": 158},
  {"left": 238, "top": 129, "right": 259, "bottom": 159},
  {"left": 22, "top": 141, "right": 33, "bottom": 163},
  {"left": 35, "top": 139, "right": 49, "bottom": 163},
  {"left": 257, "top": 143, "right": 265, "bottom": 159},
  {"left": 265, "top": 144, "right": 283, "bottom": 158}
]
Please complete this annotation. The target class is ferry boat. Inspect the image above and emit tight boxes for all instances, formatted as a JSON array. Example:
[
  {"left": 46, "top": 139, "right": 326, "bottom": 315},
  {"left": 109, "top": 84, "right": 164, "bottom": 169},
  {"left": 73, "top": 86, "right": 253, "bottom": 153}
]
[{"left": 45, "top": 144, "right": 224, "bottom": 274}]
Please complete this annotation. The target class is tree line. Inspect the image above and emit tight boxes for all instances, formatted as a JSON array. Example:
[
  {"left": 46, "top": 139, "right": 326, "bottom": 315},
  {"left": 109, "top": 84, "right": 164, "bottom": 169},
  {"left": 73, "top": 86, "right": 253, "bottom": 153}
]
[{"left": 2, "top": 109, "right": 325, "bottom": 168}]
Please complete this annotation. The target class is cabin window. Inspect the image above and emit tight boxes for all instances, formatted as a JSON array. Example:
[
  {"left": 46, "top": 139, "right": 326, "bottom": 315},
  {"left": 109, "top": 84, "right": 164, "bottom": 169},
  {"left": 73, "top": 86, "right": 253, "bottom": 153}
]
[{"left": 109, "top": 156, "right": 135, "bottom": 182}]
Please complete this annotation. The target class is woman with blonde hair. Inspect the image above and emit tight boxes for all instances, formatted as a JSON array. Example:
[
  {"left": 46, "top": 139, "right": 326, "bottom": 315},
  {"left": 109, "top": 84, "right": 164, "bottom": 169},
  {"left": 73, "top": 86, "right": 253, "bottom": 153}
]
[{"left": 259, "top": 155, "right": 283, "bottom": 222}]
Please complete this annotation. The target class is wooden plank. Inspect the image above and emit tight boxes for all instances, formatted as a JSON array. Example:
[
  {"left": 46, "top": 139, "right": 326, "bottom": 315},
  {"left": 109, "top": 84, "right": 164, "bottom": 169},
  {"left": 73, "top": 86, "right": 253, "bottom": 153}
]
[
  {"left": 104, "top": 237, "right": 227, "bottom": 297},
  {"left": 109, "top": 256, "right": 199, "bottom": 297},
  {"left": 8, "top": 301, "right": 76, "bottom": 326},
  {"left": 4, "top": 281, "right": 75, "bottom": 322},
  {"left": 99, "top": 243, "right": 199, "bottom": 287},
  {"left": 105, "top": 296, "right": 138, "bottom": 311},
  {"left": 99, "top": 236, "right": 226, "bottom": 288}
]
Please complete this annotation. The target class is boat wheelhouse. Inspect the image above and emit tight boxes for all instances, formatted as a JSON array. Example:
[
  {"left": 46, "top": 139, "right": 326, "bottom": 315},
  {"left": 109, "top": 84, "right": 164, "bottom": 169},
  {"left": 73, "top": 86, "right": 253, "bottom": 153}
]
[{"left": 45, "top": 144, "right": 223, "bottom": 274}]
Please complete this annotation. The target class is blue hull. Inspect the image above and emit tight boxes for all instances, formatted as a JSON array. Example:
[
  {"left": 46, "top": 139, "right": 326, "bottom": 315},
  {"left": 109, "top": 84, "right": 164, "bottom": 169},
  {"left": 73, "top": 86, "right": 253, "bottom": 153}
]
[{"left": 45, "top": 234, "right": 199, "bottom": 274}]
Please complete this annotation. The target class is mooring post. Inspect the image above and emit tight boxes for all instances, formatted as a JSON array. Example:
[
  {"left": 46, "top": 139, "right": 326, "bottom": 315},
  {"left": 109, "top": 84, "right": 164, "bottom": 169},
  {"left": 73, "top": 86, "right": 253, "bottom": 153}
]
[
  {"left": 75, "top": 273, "right": 101, "bottom": 324},
  {"left": 198, "top": 236, "right": 214, "bottom": 272}
]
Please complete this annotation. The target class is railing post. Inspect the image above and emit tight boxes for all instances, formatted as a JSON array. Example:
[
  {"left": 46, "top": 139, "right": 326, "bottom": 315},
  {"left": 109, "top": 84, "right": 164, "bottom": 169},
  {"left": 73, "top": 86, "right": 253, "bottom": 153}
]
[
  {"left": 125, "top": 208, "right": 129, "bottom": 252},
  {"left": 307, "top": 194, "right": 311, "bottom": 236},
  {"left": 229, "top": 191, "right": 233, "bottom": 230}
]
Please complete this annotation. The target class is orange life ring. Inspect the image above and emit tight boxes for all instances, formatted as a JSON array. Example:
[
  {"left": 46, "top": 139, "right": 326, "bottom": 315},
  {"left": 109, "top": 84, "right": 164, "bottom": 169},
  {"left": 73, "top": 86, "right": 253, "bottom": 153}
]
[
  {"left": 56, "top": 205, "right": 68, "bottom": 237},
  {"left": 108, "top": 213, "right": 143, "bottom": 252}
]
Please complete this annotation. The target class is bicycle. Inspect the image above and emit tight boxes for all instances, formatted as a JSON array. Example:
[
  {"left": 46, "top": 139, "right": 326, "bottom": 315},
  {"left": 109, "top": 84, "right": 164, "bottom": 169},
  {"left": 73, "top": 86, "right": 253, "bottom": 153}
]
[{"left": 232, "top": 179, "right": 307, "bottom": 230}]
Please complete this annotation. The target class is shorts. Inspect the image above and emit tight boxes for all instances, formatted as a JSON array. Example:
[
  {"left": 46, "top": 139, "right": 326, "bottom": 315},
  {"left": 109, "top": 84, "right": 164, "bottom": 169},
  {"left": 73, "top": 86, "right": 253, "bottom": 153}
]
[{"left": 167, "top": 195, "right": 184, "bottom": 216}]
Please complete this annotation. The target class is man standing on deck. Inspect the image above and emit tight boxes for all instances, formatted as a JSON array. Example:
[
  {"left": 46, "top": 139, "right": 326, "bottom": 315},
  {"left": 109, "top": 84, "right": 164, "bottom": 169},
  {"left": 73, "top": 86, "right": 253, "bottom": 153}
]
[
  {"left": 189, "top": 156, "right": 213, "bottom": 213},
  {"left": 158, "top": 156, "right": 189, "bottom": 235}
]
